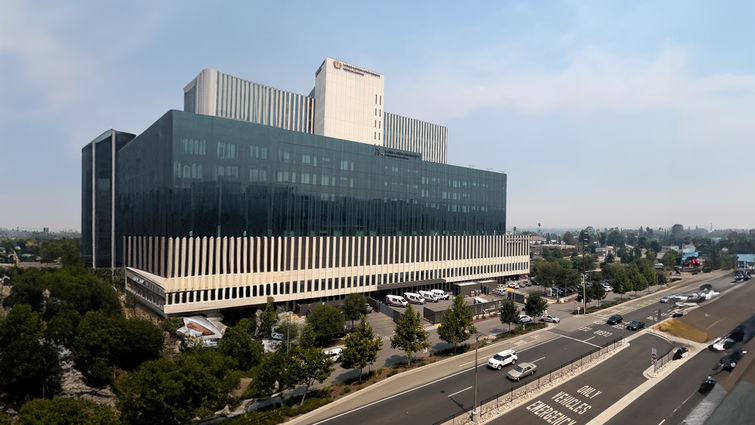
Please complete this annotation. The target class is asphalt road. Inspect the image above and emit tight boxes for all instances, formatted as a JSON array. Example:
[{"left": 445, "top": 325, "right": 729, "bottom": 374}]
[
  {"left": 490, "top": 333, "right": 672, "bottom": 425},
  {"left": 603, "top": 348, "right": 720, "bottom": 425},
  {"left": 309, "top": 272, "right": 738, "bottom": 425},
  {"left": 318, "top": 334, "right": 609, "bottom": 425}
]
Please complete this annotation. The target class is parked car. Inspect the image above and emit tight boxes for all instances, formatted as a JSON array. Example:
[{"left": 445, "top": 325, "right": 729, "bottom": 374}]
[
  {"left": 403, "top": 292, "right": 425, "bottom": 305},
  {"left": 324, "top": 347, "right": 343, "bottom": 362},
  {"left": 270, "top": 326, "right": 285, "bottom": 341},
  {"left": 418, "top": 290, "right": 439, "bottom": 303},
  {"left": 606, "top": 315, "right": 623, "bottom": 325},
  {"left": 487, "top": 349, "right": 518, "bottom": 370},
  {"left": 671, "top": 311, "right": 684, "bottom": 318},
  {"left": 506, "top": 362, "right": 537, "bottom": 381},
  {"left": 519, "top": 314, "right": 532, "bottom": 324},
  {"left": 540, "top": 314, "right": 560, "bottom": 323},
  {"left": 386, "top": 294, "right": 408, "bottom": 307},
  {"left": 626, "top": 320, "right": 645, "bottom": 331},
  {"left": 508, "top": 282, "right": 520, "bottom": 289},
  {"left": 430, "top": 289, "right": 450, "bottom": 300},
  {"left": 672, "top": 347, "right": 689, "bottom": 360},
  {"left": 492, "top": 287, "right": 508, "bottom": 296}
]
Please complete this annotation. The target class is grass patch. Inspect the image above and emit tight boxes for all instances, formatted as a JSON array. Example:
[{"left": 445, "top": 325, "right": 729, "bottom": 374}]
[
  {"left": 494, "top": 322, "right": 547, "bottom": 340},
  {"left": 657, "top": 319, "right": 708, "bottom": 342},
  {"left": 572, "top": 298, "right": 631, "bottom": 315}
]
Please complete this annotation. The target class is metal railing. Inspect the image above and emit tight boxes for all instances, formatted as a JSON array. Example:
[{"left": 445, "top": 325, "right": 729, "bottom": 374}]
[{"left": 434, "top": 337, "right": 624, "bottom": 425}]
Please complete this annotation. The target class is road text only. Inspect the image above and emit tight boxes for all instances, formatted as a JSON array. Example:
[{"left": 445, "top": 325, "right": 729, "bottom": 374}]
[{"left": 525, "top": 386, "right": 601, "bottom": 425}]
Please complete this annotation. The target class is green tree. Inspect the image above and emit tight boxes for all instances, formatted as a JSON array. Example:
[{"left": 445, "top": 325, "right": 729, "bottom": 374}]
[
  {"left": 340, "top": 316, "right": 382, "bottom": 381},
  {"left": 524, "top": 293, "right": 548, "bottom": 318},
  {"left": 342, "top": 293, "right": 368, "bottom": 329},
  {"left": 588, "top": 282, "right": 606, "bottom": 307},
  {"left": 44, "top": 309, "right": 81, "bottom": 346},
  {"left": 604, "top": 252, "right": 615, "bottom": 264},
  {"left": 306, "top": 304, "right": 345, "bottom": 345},
  {"left": 498, "top": 299, "right": 520, "bottom": 331},
  {"left": 275, "top": 319, "right": 299, "bottom": 351},
  {"left": 661, "top": 250, "right": 680, "bottom": 269},
  {"left": 17, "top": 397, "right": 121, "bottom": 425},
  {"left": 438, "top": 295, "right": 476, "bottom": 352},
  {"left": 115, "top": 349, "right": 239, "bottom": 425},
  {"left": 612, "top": 267, "right": 632, "bottom": 297},
  {"left": 219, "top": 318, "right": 263, "bottom": 370},
  {"left": 562, "top": 232, "right": 576, "bottom": 245},
  {"left": 390, "top": 304, "right": 430, "bottom": 366},
  {"left": 298, "top": 324, "right": 317, "bottom": 349},
  {"left": 259, "top": 297, "right": 278, "bottom": 338},
  {"left": 0, "top": 304, "right": 61, "bottom": 403},
  {"left": 628, "top": 264, "right": 648, "bottom": 293},
  {"left": 253, "top": 347, "right": 297, "bottom": 399},
  {"left": 293, "top": 347, "right": 334, "bottom": 406}
]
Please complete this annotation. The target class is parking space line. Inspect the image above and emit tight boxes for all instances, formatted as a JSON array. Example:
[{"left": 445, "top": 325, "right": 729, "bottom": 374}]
[
  {"left": 530, "top": 356, "right": 545, "bottom": 363},
  {"left": 447, "top": 386, "right": 472, "bottom": 398}
]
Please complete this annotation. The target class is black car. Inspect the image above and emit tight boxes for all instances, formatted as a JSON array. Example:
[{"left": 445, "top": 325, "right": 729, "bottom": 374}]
[
  {"left": 626, "top": 320, "right": 645, "bottom": 331},
  {"left": 672, "top": 347, "right": 688, "bottom": 360},
  {"left": 606, "top": 315, "right": 623, "bottom": 325},
  {"left": 699, "top": 376, "right": 716, "bottom": 393},
  {"left": 716, "top": 348, "right": 748, "bottom": 372}
]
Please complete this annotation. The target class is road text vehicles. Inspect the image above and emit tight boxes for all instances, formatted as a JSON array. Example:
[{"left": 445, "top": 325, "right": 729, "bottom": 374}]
[
  {"left": 487, "top": 349, "right": 518, "bottom": 370},
  {"left": 507, "top": 362, "right": 537, "bottom": 381}
]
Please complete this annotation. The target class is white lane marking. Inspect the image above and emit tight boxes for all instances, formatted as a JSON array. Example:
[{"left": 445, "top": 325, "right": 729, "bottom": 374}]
[
  {"left": 447, "top": 386, "right": 472, "bottom": 398},
  {"left": 530, "top": 356, "right": 545, "bottom": 363},
  {"left": 658, "top": 419, "right": 665, "bottom": 425},
  {"left": 312, "top": 334, "right": 565, "bottom": 424},
  {"left": 558, "top": 333, "right": 602, "bottom": 348},
  {"left": 583, "top": 336, "right": 596, "bottom": 342}
]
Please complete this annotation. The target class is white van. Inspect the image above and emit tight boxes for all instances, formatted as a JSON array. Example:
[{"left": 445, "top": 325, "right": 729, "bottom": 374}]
[
  {"left": 430, "top": 289, "right": 450, "bottom": 300},
  {"left": 418, "top": 290, "right": 439, "bottom": 302},
  {"left": 386, "top": 294, "right": 408, "bottom": 307},
  {"left": 403, "top": 292, "right": 425, "bottom": 305}
]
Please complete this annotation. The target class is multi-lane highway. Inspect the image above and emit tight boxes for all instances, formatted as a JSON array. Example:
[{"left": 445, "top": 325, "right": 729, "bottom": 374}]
[{"left": 300, "top": 272, "right": 746, "bottom": 425}]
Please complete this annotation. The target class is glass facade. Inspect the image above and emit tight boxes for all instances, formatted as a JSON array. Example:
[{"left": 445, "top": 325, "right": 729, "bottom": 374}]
[{"left": 115, "top": 110, "right": 506, "bottom": 262}]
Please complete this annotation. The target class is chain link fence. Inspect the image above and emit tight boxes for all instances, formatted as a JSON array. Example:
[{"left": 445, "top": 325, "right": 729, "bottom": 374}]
[{"left": 435, "top": 337, "right": 625, "bottom": 425}]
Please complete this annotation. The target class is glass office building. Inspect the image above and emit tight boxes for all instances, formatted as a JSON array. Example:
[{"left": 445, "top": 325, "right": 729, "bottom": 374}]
[
  {"left": 117, "top": 110, "right": 505, "bottom": 242},
  {"left": 81, "top": 129, "right": 135, "bottom": 268}
]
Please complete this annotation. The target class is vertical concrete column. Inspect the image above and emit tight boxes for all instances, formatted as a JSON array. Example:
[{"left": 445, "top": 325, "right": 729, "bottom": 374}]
[
  {"left": 167, "top": 237, "right": 173, "bottom": 278},
  {"left": 242, "top": 237, "right": 248, "bottom": 274},
  {"left": 276, "top": 236, "right": 282, "bottom": 273},
  {"left": 208, "top": 237, "right": 215, "bottom": 275},
  {"left": 221, "top": 237, "right": 227, "bottom": 274}
]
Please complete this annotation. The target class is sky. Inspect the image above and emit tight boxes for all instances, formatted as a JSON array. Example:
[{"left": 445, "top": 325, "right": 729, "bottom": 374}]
[{"left": 1, "top": 0, "right": 754, "bottom": 232}]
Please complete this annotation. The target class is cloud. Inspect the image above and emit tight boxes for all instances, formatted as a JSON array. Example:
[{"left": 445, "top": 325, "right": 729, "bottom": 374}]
[{"left": 391, "top": 45, "right": 755, "bottom": 146}]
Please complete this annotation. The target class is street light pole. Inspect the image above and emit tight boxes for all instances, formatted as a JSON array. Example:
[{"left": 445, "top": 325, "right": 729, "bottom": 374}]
[{"left": 473, "top": 333, "right": 479, "bottom": 423}]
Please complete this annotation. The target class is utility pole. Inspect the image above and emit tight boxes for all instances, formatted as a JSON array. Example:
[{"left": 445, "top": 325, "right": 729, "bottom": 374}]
[{"left": 473, "top": 333, "right": 479, "bottom": 423}]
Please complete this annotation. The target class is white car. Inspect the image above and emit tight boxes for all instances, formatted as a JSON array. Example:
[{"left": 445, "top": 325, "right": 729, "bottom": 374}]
[
  {"left": 324, "top": 347, "right": 343, "bottom": 361},
  {"left": 487, "top": 349, "right": 518, "bottom": 370},
  {"left": 519, "top": 314, "right": 532, "bottom": 324},
  {"left": 540, "top": 314, "right": 560, "bottom": 323},
  {"left": 430, "top": 289, "right": 450, "bottom": 300},
  {"left": 270, "top": 327, "right": 285, "bottom": 341},
  {"left": 709, "top": 336, "right": 735, "bottom": 352},
  {"left": 508, "top": 282, "right": 520, "bottom": 289},
  {"left": 492, "top": 287, "right": 508, "bottom": 296}
]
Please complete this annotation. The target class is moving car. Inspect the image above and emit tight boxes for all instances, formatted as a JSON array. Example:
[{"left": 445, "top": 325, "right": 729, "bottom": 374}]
[
  {"left": 699, "top": 376, "right": 716, "bottom": 393},
  {"left": 487, "top": 349, "right": 518, "bottom": 370},
  {"left": 626, "top": 320, "right": 645, "bottom": 331},
  {"left": 519, "top": 314, "right": 532, "bottom": 324},
  {"left": 709, "top": 336, "right": 735, "bottom": 352},
  {"left": 540, "top": 314, "right": 560, "bottom": 323},
  {"left": 507, "top": 362, "right": 537, "bottom": 381},
  {"left": 717, "top": 348, "right": 747, "bottom": 371},
  {"left": 660, "top": 295, "right": 670, "bottom": 303},
  {"left": 606, "top": 315, "right": 623, "bottom": 325}
]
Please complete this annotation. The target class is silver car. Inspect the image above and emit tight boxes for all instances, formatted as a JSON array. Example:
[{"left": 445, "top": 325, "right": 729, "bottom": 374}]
[{"left": 507, "top": 362, "right": 537, "bottom": 381}]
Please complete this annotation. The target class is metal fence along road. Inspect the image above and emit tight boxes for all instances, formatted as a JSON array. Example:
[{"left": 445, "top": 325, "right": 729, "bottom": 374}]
[{"left": 435, "top": 337, "right": 625, "bottom": 425}]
